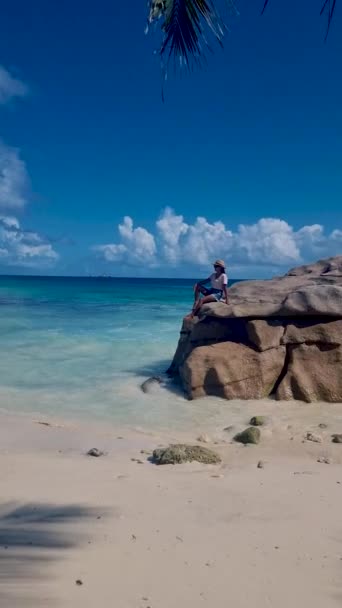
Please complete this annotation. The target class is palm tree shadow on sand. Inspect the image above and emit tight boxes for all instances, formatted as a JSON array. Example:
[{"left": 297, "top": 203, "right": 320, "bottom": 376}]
[{"left": 0, "top": 501, "right": 108, "bottom": 607}]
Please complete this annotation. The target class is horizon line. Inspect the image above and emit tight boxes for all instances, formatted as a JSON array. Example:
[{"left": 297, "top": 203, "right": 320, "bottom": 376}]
[{"left": 0, "top": 274, "right": 250, "bottom": 281}]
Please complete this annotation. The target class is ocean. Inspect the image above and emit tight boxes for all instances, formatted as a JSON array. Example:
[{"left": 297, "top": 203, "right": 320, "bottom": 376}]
[{"left": 0, "top": 276, "right": 241, "bottom": 431}]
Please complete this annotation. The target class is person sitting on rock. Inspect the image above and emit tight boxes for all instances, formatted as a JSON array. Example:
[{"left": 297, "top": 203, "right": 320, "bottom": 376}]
[{"left": 188, "top": 260, "right": 229, "bottom": 318}]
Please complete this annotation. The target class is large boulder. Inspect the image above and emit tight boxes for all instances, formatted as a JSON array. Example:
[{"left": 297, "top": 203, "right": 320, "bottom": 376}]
[
  {"left": 190, "top": 316, "right": 247, "bottom": 345},
  {"left": 168, "top": 256, "right": 342, "bottom": 403},
  {"left": 247, "top": 319, "right": 285, "bottom": 351},
  {"left": 167, "top": 316, "right": 247, "bottom": 376},
  {"left": 180, "top": 341, "right": 286, "bottom": 400},
  {"left": 199, "top": 255, "right": 342, "bottom": 320},
  {"left": 276, "top": 344, "right": 342, "bottom": 402},
  {"left": 166, "top": 317, "right": 194, "bottom": 376},
  {"left": 280, "top": 285, "right": 342, "bottom": 316},
  {"left": 281, "top": 319, "right": 342, "bottom": 346}
]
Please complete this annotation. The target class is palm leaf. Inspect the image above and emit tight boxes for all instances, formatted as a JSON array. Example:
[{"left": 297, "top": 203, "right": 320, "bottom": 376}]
[
  {"left": 147, "top": 0, "right": 338, "bottom": 80},
  {"left": 148, "top": 0, "right": 238, "bottom": 68},
  {"left": 261, "top": 0, "right": 338, "bottom": 40},
  {"left": 260, "top": 0, "right": 270, "bottom": 15},
  {"left": 320, "top": 0, "right": 337, "bottom": 40}
]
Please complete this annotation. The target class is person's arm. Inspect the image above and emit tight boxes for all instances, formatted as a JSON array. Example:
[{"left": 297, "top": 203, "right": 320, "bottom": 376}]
[
  {"left": 193, "top": 277, "right": 210, "bottom": 292},
  {"left": 198, "top": 277, "right": 210, "bottom": 286},
  {"left": 222, "top": 274, "right": 229, "bottom": 304}
]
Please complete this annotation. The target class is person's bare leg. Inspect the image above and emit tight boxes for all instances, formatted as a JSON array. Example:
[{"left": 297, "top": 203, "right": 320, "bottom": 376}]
[
  {"left": 185, "top": 284, "right": 206, "bottom": 320},
  {"left": 192, "top": 295, "right": 216, "bottom": 317},
  {"left": 193, "top": 284, "right": 201, "bottom": 303},
  {"left": 185, "top": 296, "right": 201, "bottom": 320}
]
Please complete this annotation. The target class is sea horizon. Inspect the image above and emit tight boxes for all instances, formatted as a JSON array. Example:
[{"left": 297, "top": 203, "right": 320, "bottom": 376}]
[{"left": 0, "top": 274, "right": 249, "bottom": 281}]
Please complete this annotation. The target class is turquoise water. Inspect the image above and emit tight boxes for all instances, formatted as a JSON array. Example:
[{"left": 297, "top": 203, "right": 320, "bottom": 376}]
[{"left": 0, "top": 276, "right": 239, "bottom": 430}]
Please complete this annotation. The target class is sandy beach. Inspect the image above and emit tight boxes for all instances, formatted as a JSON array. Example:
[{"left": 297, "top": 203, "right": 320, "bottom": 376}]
[{"left": 1, "top": 401, "right": 342, "bottom": 608}]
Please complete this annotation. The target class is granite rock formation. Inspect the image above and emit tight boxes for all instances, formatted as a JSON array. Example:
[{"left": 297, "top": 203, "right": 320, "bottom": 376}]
[{"left": 168, "top": 256, "right": 342, "bottom": 403}]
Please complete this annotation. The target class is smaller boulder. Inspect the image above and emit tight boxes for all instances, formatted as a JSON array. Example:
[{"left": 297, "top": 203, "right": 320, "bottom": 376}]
[
  {"left": 197, "top": 434, "right": 211, "bottom": 444},
  {"left": 332, "top": 434, "right": 342, "bottom": 444},
  {"left": 152, "top": 444, "right": 221, "bottom": 465},
  {"left": 305, "top": 432, "right": 322, "bottom": 444},
  {"left": 234, "top": 427, "right": 261, "bottom": 445},
  {"left": 250, "top": 416, "right": 266, "bottom": 427},
  {"left": 141, "top": 376, "right": 162, "bottom": 393},
  {"left": 87, "top": 448, "right": 104, "bottom": 457},
  {"left": 223, "top": 425, "right": 235, "bottom": 433},
  {"left": 317, "top": 457, "right": 331, "bottom": 464}
]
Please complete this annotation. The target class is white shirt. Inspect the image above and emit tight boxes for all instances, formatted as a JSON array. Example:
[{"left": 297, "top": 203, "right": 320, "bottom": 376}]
[{"left": 210, "top": 272, "right": 228, "bottom": 290}]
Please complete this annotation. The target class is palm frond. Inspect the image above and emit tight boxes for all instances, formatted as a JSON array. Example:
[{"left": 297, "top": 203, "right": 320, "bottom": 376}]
[
  {"left": 260, "top": 0, "right": 270, "bottom": 15},
  {"left": 320, "top": 0, "right": 337, "bottom": 41},
  {"left": 148, "top": 0, "right": 238, "bottom": 69},
  {"left": 147, "top": 0, "right": 339, "bottom": 85},
  {"left": 261, "top": 0, "right": 338, "bottom": 40}
]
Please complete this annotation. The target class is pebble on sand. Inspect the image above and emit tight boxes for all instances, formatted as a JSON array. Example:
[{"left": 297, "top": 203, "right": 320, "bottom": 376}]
[
  {"left": 223, "top": 425, "right": 235, "bottom": 433},
  {"left": 87, "top": 448, "right": 104, "bottom": 457},
  {"left": 332, "top": 434, "right": 342, "bottom": 444},
  {"left": 317, "top": 457, "right": 331, "bottom": 464},
  {"left": 197, "top": 434, "right": 211, "bottom": 443},
  {"left": 305, "top": 432, "right": 322, "bottom": 444}
]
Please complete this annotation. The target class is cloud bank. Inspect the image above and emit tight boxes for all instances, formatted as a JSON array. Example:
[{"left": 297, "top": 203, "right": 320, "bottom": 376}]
[
  {"left": 93, "top": 207, "right": 342, "bottom": 275},
  {"left": 0, "top": 65, "right": 28, "bottom": 105},
  {"left": 0, "top": 216, "right": 59, "bottom": 268},
  {"left": 0, "top": 141, "right": 31, "bottom": 212},
  {"left": 0, "top": 142, "right": 58, "bottom": 268}
]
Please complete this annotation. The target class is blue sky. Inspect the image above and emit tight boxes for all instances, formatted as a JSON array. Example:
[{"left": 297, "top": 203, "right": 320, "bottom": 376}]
[{"left": 0, "top": 0, "right": 341, "bottom": 277}]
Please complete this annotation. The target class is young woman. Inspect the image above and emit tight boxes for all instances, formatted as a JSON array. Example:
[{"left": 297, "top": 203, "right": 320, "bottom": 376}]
[{"left": 189, "top": 260, "right": 229, "bottom": 318}]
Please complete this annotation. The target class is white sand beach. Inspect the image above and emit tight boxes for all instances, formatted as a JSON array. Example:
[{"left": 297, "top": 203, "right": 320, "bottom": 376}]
[{"left": 1, "top": 401, "right": 342, "bottom": 608}]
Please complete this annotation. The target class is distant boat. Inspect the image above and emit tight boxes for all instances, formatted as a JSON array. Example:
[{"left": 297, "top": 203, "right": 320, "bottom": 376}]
[{"left": 86, "top": 274, "right": 113, "bottom": 278}]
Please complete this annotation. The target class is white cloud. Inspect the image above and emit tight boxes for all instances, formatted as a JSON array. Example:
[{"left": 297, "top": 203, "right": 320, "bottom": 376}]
[
  {"left": 94, "top": 216, "right": 156, "bottom": 266},
  {"left": 156, "top": 207, "right": 188, "bottom": 264},
  {"left": 0, "top": 142, "right": 31, "bottom": 211},
  {"left": 0, "top": 65, "right": 28, "bottom": 105},
  {"left": 182, "top": 216, "right": 233, "bottom": 266},
  {"left": 94, "top": 243, "right": 127, "bottom": 262},
  {"left": 0, "top": 70, "right": 56, "bottom": 269},
  {"left": 93, "top": 208, "right": 342, "bottom": 274},
  {"left": 331, "top": 229, "right": 342, "bottom": 242},
  {"left": 0, "top": 216, "right": 59, "bottom": 268},
  {"left": 235, "top": 218, "right": 300, "bottom": 265},
  {"left": 118, "top": 216, "right": 156, "bottom": 262}
]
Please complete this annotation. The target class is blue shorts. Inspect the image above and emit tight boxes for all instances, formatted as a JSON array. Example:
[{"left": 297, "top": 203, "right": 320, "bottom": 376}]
[
  {"left": 199, "top": 286, "right": 223, "bottom": 301},
  {"left": 210, "top": 290, "right": 223, "bottom": 301}
]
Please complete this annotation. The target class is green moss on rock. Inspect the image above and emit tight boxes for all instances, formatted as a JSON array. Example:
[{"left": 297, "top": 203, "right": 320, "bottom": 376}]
[
  {"left": 234, "top": 427, "right": 261, "bottom": 445},
  {"left": 250, "top": 416, "right": 266, "bottom": 426},
  {"left": 152, "top": 444, "right": 221, "bottom": 465}
]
